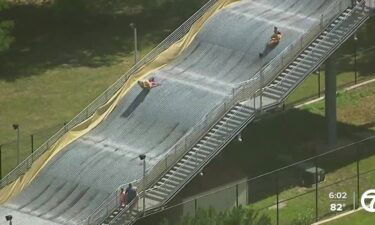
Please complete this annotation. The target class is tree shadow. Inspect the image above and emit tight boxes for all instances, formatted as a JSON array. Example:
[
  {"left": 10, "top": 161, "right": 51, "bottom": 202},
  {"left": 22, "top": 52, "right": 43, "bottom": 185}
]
[{"left": 0, "top": 0, "right": 206, "bottom": 81}]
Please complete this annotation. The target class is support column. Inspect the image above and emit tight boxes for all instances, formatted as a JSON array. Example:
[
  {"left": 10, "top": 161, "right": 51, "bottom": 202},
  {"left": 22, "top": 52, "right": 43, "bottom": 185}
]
[{"left": 325, "top": 54, "right": 337, "bottom": 147}]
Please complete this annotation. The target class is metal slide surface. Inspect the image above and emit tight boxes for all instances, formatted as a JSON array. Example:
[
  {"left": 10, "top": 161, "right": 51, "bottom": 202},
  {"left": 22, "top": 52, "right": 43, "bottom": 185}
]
[{"left": 0, "top": 0, "right": 341, "bottom": 224}]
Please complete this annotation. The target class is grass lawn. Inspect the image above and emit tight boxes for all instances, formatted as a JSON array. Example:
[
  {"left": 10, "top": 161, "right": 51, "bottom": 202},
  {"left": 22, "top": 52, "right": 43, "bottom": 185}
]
[{"left": 322, "top": 209, "right": 375, "bottom": 225}]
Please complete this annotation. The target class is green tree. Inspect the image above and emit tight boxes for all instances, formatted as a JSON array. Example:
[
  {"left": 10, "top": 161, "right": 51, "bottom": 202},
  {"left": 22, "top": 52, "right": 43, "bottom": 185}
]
[{"left": 0, "top": 0, "right": 14, "bottom": 51}]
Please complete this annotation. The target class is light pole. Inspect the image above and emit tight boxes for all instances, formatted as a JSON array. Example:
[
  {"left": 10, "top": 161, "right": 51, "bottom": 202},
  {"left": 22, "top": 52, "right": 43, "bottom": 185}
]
[
  {"left": 139, "top": 154, "right": 146, "bottom": 215},
  {"left": 12, "top": 124, "right": 20, "bottom": 165},
  {"left": 354, "top": 34, "right": 358, "bottom": 84},
  {"left": 129, "top": 22, "right": 139, "bottom": 65},
  {"left": 5, "top": 215, "right": 13, "bottom": 225}
]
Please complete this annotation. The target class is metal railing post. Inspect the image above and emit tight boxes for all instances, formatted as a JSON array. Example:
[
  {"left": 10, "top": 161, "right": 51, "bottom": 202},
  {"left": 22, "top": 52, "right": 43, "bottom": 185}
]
[
  {"left": 31, "top": 134, "right": 34, "bottom": 162},
  {"left": 276, "top": 173, "right": 279, "bottom": 225},
  {"left": 356, "top": 145, "right": 360, "bottom": 208},
  {"left": 0, "top": 145, "right": 2, "bottom": 180},
  {"left": 236, "top": 184, "right": 239, "bottom": 207},
  {"left": 315, "top": 155, "right": 319, "bottom": 222}
]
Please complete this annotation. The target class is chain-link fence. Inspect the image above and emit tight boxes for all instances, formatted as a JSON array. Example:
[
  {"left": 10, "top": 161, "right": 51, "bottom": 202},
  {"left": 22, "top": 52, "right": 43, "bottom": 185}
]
[{"left": 137, "top": 136, "right": 375, "bottom": 225}]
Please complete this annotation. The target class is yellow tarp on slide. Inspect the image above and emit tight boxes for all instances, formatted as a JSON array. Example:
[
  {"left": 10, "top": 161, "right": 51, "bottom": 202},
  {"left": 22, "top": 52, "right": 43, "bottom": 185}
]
[{"left": 0, "top": 0, "right": 240, "bottom": 204}]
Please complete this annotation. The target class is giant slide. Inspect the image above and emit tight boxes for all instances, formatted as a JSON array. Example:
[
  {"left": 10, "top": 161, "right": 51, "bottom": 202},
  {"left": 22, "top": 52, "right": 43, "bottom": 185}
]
[{"left": 0, "top": 0, "right": 344, "bottom": 224}]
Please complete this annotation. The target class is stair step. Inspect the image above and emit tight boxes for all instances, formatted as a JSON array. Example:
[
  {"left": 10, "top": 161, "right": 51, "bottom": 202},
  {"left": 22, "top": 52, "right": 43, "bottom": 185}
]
[
  {"left": 172, "top": 166, "right": 192, "bottom": 175},
  {"left": 225, "top": 114, "right": 249, "bottom": 126},
  {"left": 237, "top": 103, "right": 255, "bottom": 112},
  {"left": 165, "top": 172, "right": 185, "bottom": 181},
  {"left": 310, "top": 42, "right": 331, "bottom": 51},
  {"left": 280, "top": 72, "right": 295, "bottom": 79},
  {"left": 184, "top": 154, "right": 204, "bottom": 163},
  {"left": 228, "top": 110, "right": 250, "bottom": 118},
  {"left": 187, "top": 150, "right": 207, "bottom": 159},
  {"left": 211, "top": 128, "right": 229, "bottom": 136},
  {"left": 203, "top": 136, "right": 222, "bottom": 145},
  {"left": 156, "top": 181, "right": 176, "bottom": 190},
  {"left": 307, "top": 46, "right": 326, "bottom": 54},
  {"left": 198, "top": 144, "right": 216, "bottom": 152},
  {"left": 156, "top": 185, "right": 173, "bottom": 193},
  {"left": 262, "top": 91, "right": 280, "bottom": 100},
  {"left": 292, "top": 61, "right": 310, "bottom": 70},
  {"left": 274, "top": 78, "right": 292, "bottom": 89},
  {"left": 316, "top": 39, "right": 334, "bottom": 47},
  {"left": 298, "top": 58, "right": 316, "bottom": 66},
  {"left": 300, "top": 53, "right": 319, "bottom": 62},
  {"left": 198, "top": 140, "right": 218, "bottom": 148},
  {"left": 213, "top": 123, "right": 234, "bottom": 132},
  {"left": 146, "top": 192, "right": 165, "bottom": 202},
  {"left": 148, "top": 189, "right": 169, "bottom": 198},
  {"left": 332, "top": 29, "right": 345, "bottom": 35},
  {"left": 273, "top": 84, "right": 288, "bottom": 92},
  {"left": 276, "top": 76, "right": 294, "bottom": 85},
  {"left": 216, "top": 122, "right": 237, "bottom": 130},
  {"left": 219, "top": 119, "right": 242, "bottom": 126},
  {"left": 171, "top": 170, "right": 189, "bottom": 179},
  {"left": 207, "top": 131, "right": 226, "bottom": 139},
  {"left": 161, "top": 177, "right": 180, "bottom": 186},
  {"left": 193, "top": 147, "right": 212, "bottom": 155},
  {"left": 177, "top": 162, "right": 196, "bottom": 170},
  {"left": 283, "top": 72, "right": 300, "bottom": 81},
  {"left": 180, "top": 158, "right": 199, "bottom": 167}
]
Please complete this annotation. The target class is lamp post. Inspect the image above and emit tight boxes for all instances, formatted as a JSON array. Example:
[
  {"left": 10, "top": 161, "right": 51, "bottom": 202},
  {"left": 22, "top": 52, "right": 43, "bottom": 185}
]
[
  {"left": 129, "top": 22, "right": 139, "bottom": 65},
  {"left": 12, "top": 124, "right": 20, "bottom": 165},
  {"left": 139, "top": 154, "right": 146, "bottom": 215},
  {"left": 5, "top": 215, "right": 13, "bottom": 225},
  {"left": 354, "top": 34, "right": 358, "bottom": 84}
]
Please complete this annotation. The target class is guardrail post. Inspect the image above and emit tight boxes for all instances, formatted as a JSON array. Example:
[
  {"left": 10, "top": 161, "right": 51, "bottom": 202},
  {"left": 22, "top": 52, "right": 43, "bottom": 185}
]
[
  {"left": 260, "top": 89, "right": 263, "bottom": 112},
  {"left": 356, "top": 145, "right": 360, "bottom": 209},
  {"left": 236, "top": 184, "right": 239, "bottom": 207},
  {"left": 253, "top": 94, "right": 256, "bottom": 110},
  {"left": 315, "top": 154, "right": 319, "bottom": 222},
  {"left": 0, "top": 145, "right": 2, "bottom": 179},
  {"left": 275, "top": 173, "right": 279, "bottom": 225},
  {"left": 31, "top": 134, "right": 34, "bottom": 163}
]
